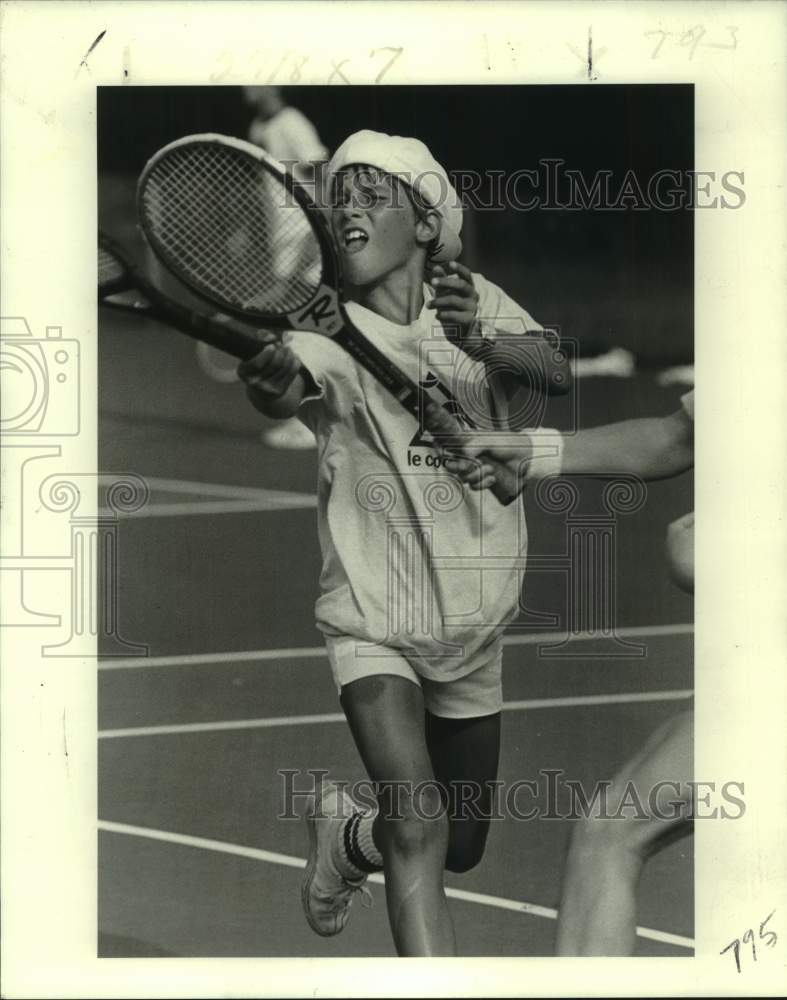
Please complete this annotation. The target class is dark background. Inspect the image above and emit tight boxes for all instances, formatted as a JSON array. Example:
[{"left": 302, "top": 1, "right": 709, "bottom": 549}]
[{"left": 99, "top": 84, "right": 693, "bottom": 365}]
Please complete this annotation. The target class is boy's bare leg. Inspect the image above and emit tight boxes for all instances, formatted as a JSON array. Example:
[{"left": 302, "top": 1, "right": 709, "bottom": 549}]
[
  {"left": 341, "top": 675, "right": 456, "bottom": 956},
  {"left": 556, "top": 709, "right": 693, "bottom": 956}
]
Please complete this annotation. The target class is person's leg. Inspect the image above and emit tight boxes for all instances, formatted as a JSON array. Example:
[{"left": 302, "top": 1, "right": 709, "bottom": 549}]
[
  {"left": 556, "top": 708, "right": 693, "bottom": 955},
  {"left": 425, "top": 710, "right": 501, "bottom": 873},
  {"left": 340, "top": 674, "right": 455, "bottom": 956}
]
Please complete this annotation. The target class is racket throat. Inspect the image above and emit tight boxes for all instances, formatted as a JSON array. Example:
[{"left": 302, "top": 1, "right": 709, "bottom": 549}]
[
  {"left": 286, "top": 291, "right": 421, "bottom": 412},
  {"left": 287, "top": 286, "right": 344, "bottom": 337}
]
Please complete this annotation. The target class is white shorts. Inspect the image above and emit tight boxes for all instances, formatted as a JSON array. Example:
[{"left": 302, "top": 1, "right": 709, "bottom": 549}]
[{"left": 326, "top": 636, "right": 503, "bottom": 719}]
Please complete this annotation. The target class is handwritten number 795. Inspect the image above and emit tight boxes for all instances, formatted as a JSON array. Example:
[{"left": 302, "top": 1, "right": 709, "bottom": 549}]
[{"left": 721, "top": 910, "right": 777, "bottom": 973}]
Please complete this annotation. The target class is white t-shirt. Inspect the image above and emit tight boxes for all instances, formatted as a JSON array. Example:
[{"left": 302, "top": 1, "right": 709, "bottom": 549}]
[{"left": 287, "top": 273, "right": 541, "bottom": 682}]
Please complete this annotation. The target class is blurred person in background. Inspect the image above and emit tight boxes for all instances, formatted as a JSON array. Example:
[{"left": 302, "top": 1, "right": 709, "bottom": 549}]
[{"left": 244, "top": 86, "right": 329, "bottom": 451}]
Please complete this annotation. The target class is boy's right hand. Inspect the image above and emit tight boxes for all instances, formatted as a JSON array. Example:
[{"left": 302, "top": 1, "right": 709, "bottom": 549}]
[{"left": 237, "top": 340, "right": 301, "bottom": 399}]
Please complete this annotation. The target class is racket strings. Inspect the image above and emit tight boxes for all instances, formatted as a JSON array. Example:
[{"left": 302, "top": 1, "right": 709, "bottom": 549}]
[{"left": 139, "top": 144, "right": 324, "bottom": 316}]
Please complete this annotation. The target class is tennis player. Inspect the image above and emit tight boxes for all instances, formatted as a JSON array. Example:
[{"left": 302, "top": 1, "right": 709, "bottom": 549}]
[
  {"left": 238, "top": 130, "right": 571, "bottom": 956},
  {"left": 439, "top": 391, "right": 695, "bottom": 955}
]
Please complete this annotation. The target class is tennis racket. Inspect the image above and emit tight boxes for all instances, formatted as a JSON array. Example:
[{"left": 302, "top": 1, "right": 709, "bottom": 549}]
[
  {"left": 98, "top": 230, "right": 273, "bottom": 359},
  {"left": 136, "top": 133, "right": 518, "bottom": 504}
]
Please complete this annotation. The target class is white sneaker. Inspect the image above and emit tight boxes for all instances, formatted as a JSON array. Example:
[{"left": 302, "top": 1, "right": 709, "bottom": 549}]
[
  {"left": 301, "top": 783, "right": 371, "bottom": 937},
  {"left": 656, "top": 364, "right": 695, "bottom": 388},
  {"left": 570, "top": 347, "right": 636, "bottom": 379}
]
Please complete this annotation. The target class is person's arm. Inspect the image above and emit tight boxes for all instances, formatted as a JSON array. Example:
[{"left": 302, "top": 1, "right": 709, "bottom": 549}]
[
  {"left": 560, "top": 408, "right": 694, "bottom": 479},
  {"left": 485, "top": 333, "right": 571, "bottom": 397},
  {"left": 426, "top": 263, "right": 572, "bottom": 396},
  {"left": 436, "top": 405, "right": 694, "bottom": 493},
  {"left": 476, "top": 269, "right": 572, "bottom": 396}
]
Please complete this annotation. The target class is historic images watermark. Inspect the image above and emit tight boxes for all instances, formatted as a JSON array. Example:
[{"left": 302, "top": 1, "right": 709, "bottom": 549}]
[
  {"left": 278, "top": 768, "right": 745, "bottom": 823},
  {"left": 447, "top": 162, "right": 745, "bottom": 213},
  {"left": 282, "top": 160, "right": 745, "bottom": 214}
]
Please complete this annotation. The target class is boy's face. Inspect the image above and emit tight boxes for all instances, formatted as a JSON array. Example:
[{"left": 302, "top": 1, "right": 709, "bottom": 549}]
[{"left": 330, "top": 166, "right": 424, "bottom": 288}]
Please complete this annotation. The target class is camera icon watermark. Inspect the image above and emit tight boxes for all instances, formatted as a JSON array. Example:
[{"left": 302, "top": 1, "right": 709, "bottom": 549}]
[
  {"left": 417, "top": 321, "right": 578, "bottom": 445},
  {"left": 1, "top": 315, "right": 146, "bottom": 657},
  {"left": 0, "top": 317, "right": 80, "bottom": 436}
]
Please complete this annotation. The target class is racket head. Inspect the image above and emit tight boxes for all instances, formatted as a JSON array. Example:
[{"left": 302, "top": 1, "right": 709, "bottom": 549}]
[{"left": 136, "top": 133, "right": 341, "bottom": 328}]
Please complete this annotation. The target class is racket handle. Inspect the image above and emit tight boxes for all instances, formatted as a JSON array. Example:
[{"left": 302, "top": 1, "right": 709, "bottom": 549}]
[
  {"left": 128, "top": 279, "right": 269, "bottom": 360},
  {"left": 167, "top": 305, "right": 267, "bottom": 360}
]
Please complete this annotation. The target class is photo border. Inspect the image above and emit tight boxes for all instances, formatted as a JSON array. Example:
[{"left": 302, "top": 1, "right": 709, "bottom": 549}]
[{"left": 2, "top": 2, "right": 786, "bottom": 996}]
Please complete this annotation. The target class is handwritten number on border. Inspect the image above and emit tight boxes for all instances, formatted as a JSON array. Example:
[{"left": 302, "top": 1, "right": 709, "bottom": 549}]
[
  {"left": 370, "top": 47, "right": 404, "bottom": 83},
  {"left": 721, "top": 910, "right": 777, "bottom": 974}
]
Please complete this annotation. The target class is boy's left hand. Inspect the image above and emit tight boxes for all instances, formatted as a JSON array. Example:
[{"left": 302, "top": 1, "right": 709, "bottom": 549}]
[
  {"left": 423, "top": 401, "right": 527, "bottom": 502},
  {"left": 426, "top": 261, "right": 485, "bottom": 357}
]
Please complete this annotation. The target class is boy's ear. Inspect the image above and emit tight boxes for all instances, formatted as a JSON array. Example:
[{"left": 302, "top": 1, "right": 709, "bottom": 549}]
[{"left": 415, "top": 208, "right": 442, "bottom": 250}]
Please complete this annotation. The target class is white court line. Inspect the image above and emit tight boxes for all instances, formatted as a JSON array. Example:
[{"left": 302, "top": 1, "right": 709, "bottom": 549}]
[
  {"left": 142, "top": 476, "right": 301, "bottom": 499},
  {"left": 98, "top": 689, "right": 692, "bottom": 740},
  {"left": 99, "top": 622, "right": 693, "bottom": 671},
  {"left": 102, "top": 475, "right": 307, "bottom": 500},
  {"left": 97, "top": 819, "right": 694, "bottom": 950},
  {"left": 503, "top": 689, "right": 693, "bottom": 713},
  {"left": 98, "top": 475, "right": 317, "bottom": 517},
  {"left": 100, "top": 497, "right": 317, "bottom": 518},
  {"left": 99, "top": 712, "right": 346, "bottom": 739},
  {"left": 506, "top": 622, "right": 695, "bottom": 643}
]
